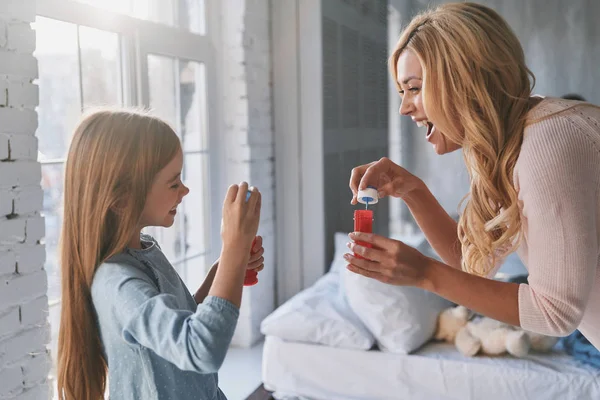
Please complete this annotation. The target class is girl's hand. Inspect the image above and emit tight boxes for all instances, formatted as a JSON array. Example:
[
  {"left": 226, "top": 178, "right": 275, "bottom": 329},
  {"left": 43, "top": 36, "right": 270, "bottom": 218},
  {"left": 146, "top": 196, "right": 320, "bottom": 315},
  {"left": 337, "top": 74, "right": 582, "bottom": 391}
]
[
  {"left": 344, "top": 232, "right": 433, "bottom": 287},
  {"left": 349, "top": 157, "right": 422, "bottom": 204},
  {"left": 247, "top": 235, "right": 265, "bottom": 273},
  {"left": 220, "top": 182, "right": 261, "bottom": 252}
]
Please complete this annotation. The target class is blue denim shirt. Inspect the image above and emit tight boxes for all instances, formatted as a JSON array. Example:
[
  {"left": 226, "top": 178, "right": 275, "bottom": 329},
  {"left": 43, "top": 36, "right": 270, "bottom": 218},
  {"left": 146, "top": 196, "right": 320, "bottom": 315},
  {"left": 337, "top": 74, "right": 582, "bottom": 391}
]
[{"left": 91, "top": 235, "right": 239, "bottom": 400}]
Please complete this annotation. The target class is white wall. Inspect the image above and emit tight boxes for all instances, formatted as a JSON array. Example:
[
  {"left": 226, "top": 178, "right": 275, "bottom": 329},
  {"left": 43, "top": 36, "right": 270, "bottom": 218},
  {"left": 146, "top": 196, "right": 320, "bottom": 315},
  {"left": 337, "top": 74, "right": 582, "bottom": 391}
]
[
  {"left": 0, "top": 0, "right": 51, "bottom": 398},
  {"left": 218, "top": 0, "right": 276, "bottom": 348}
]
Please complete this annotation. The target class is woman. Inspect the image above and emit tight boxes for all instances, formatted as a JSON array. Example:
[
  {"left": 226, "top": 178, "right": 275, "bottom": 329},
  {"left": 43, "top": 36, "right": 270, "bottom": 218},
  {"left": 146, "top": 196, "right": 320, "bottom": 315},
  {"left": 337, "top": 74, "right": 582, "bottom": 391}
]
[{"left": 346, "top": 2, "right": 600, "bottom": 350}]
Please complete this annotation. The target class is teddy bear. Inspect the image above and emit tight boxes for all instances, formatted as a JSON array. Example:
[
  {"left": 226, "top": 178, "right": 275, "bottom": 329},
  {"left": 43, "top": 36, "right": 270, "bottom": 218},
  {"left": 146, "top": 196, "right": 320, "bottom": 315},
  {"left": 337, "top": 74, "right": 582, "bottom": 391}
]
[{"left": 434, "top": 306, "right": 559, "bottom": 357}]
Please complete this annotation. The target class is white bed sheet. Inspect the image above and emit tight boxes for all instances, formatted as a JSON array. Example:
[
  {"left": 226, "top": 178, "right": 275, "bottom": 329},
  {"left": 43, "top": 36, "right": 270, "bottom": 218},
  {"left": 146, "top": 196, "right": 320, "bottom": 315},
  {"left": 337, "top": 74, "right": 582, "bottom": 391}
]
[{"left": 263, "top": 335, "right": 600, "bottom": 400}]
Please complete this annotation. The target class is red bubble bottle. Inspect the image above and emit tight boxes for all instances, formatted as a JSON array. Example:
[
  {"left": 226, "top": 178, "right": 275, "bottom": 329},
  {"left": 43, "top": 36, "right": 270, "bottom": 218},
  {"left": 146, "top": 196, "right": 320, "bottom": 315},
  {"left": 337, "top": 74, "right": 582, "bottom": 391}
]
[
  {"left": 244, "top": 190, "right": 259, "bottom": 286},
  {"left": 353, "top": 186, "right": 378, "bottom": 259}
]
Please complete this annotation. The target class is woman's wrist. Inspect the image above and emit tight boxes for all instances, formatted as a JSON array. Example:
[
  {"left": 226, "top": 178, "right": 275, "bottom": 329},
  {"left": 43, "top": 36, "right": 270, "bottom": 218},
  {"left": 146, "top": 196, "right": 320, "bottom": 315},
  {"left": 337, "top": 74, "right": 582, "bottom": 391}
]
[
  {"left": 419, "top": 258, "right": 444, "bottom": 293},
  {"left": 401, "top": 176, "right": 427, "bottom": 205}
]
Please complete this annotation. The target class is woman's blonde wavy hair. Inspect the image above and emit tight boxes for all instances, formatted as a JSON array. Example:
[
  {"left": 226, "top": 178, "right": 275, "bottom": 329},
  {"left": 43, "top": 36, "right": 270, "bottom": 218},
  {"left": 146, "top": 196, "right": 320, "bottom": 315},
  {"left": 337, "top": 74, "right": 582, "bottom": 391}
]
[
  {"left": 57, "top": 108, "right": 180, "bottom": 400},
  {"left": 389, "top": 2, "right": 536, "bottom": 276}
]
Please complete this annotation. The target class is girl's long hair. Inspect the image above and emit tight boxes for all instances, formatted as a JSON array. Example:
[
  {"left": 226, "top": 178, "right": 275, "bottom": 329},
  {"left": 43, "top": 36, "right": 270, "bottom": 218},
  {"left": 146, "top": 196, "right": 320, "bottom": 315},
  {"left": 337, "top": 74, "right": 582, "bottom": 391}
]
[
  {"left": 389, "top": 3, "right": 535, "bottom": 275},
  {"left": 57, "top": 108, "right": 180, "bottom": 400}
]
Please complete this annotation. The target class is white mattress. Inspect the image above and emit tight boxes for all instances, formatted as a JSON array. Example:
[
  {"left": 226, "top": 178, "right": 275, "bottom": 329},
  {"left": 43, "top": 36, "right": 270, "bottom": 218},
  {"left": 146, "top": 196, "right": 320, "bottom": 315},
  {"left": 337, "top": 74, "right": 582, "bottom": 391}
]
[{"left": 263, "top": 335, "right": 600, "bottom": 400}]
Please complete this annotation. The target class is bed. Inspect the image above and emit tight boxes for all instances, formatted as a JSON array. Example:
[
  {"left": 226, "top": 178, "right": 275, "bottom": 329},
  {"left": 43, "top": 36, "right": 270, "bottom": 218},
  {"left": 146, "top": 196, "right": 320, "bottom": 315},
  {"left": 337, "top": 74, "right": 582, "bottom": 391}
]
[
  {"left": 262, "top": 335, "right": 600, "bottom": 400},
  {"left": 260, "top": 233, "right": 600, "bottom": 399}
]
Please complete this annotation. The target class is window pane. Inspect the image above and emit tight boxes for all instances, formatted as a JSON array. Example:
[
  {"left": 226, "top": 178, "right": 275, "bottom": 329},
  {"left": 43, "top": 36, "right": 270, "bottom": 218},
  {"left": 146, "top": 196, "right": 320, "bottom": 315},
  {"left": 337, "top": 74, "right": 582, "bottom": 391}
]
[
  {"left": 144, "top": 210, "right": 185, "bottom": 264},
  {"left": 179, "top": 60, "right": 208, "bottom": 152},
  {"left": 76, "top": 0, "right": 205, "bottom": 34},
  {"left": 79, "top": 26, "right": 123, "bottom": 108},
  {"left": 177, "top": 0, "right": 205, "bottom": 35},
  {"left": 182, "top": 153, "right": 210, "bottom": 258},
  {"left": 41, "top": 164, "right": 64, "bottom": 304},
  {"left": 34, "top": 17, "right": 81, "bottom": 160},
  {"left": 148, "top": 54, "right": 177, "bottom": 128},
  {"left": 174, "top": 254, "right": 209, "bottom": 293},
  {"left": 48, "top": 301, "right": 61, "bottom": 380}
]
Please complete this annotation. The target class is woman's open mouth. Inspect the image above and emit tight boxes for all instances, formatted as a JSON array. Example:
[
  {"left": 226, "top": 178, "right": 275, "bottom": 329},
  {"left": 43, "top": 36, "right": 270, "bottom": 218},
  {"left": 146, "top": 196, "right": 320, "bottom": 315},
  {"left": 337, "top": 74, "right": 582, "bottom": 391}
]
[
  {"left": 416, "top": 119, "right": 435, "bottom": 140},
  {"left": 426, "top": 121, "right": 435, "bottom": 140}
]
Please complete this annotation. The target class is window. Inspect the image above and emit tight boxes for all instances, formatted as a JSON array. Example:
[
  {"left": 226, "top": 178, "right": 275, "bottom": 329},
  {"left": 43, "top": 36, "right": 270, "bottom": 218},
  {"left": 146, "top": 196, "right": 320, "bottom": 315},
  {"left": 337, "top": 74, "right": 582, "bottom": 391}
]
[{"left": 35, "top": 0, "right": 217, "bottom": 390}]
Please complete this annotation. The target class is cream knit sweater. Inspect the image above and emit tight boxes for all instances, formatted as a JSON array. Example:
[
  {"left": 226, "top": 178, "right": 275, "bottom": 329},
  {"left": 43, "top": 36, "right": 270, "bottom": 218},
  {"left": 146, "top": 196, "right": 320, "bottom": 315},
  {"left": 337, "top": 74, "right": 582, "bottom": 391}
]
[{"left": 514, "top": 97, "right": 600, "bottom": 349}]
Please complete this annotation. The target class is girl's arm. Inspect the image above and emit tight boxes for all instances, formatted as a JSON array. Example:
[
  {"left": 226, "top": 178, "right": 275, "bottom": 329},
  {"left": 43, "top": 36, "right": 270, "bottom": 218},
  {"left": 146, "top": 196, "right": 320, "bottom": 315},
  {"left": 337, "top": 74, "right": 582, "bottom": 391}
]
[
  {"left": 92, "top": 264, "right": 239, "bottom": 374},
  {"left": 194, "top": 237, "right": 264, "bottom": 304},
  {"left": 193, "top": 261, "right": 218, "bottom": 304}
]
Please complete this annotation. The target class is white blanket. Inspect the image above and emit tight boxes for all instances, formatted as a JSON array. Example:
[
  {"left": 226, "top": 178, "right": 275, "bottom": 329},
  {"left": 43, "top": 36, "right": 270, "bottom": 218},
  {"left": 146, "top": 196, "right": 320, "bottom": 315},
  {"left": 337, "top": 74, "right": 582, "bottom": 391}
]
[{"left": 263, "top": 336, "right": 600, "bottom": 400}]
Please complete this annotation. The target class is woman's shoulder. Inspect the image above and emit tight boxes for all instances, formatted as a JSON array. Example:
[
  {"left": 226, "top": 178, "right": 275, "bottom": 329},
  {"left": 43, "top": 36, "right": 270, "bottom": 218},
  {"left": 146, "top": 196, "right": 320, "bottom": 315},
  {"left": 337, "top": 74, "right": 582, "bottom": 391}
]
[
  {"left": 515, "top": 97, "right": 600, "bottom": 187},
  {"left": 521, "top": 97, "right": 600, "bottom": 156}
]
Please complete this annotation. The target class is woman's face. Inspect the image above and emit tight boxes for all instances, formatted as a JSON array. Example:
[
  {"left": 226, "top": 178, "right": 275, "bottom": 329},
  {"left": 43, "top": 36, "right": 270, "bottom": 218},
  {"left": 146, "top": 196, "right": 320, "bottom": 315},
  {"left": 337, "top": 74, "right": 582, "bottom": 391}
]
[{"left": 395, "top": 50, "right": 461, "bottom": 155}]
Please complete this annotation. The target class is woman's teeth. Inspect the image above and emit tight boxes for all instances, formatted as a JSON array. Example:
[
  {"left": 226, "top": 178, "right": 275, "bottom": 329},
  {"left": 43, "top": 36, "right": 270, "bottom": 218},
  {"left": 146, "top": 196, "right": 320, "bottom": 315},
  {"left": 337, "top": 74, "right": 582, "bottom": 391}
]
[{"left": 416, "top": 119, "right": 429, "bottom": 128}]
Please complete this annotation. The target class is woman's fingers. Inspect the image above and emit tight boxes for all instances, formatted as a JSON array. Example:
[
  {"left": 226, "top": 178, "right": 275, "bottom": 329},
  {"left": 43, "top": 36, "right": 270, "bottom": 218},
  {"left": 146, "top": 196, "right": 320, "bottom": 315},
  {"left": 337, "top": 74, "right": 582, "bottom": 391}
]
[
  {"left": 343, "top": 253, "right": 382, "bottom": 272},
  {"left": 346, "top": 242, "right": 385, "bottom": 263},
  {"left": 349, "top": 232, "right": 402, "bottom": 251},
  {"left": 346, "top": 264, "right": 388, "bottom": 282}
]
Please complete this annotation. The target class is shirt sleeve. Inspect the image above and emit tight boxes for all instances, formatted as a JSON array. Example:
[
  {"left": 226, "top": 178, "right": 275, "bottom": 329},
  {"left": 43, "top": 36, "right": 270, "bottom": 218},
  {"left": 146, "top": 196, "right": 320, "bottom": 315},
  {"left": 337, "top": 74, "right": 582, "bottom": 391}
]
[
  {"left": 516, "top": 119, "right": 598, "bottom": 336},
  {"left": 93, "top": 264, "right": 239, "bottom": 374}
]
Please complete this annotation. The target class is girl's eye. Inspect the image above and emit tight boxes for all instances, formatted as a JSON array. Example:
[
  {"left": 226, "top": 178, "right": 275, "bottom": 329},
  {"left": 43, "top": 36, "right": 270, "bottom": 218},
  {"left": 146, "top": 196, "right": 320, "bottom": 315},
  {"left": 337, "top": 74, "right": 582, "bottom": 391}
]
[{"left": 171, "top": 184, "right": 180, "bottom": 189}]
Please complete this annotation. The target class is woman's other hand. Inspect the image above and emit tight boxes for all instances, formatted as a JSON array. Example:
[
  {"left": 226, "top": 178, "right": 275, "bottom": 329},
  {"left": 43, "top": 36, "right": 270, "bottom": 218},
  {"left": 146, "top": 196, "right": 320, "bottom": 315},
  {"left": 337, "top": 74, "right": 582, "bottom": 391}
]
[{"left": 344, "top": 232, "right": 433, "bottom": 288}]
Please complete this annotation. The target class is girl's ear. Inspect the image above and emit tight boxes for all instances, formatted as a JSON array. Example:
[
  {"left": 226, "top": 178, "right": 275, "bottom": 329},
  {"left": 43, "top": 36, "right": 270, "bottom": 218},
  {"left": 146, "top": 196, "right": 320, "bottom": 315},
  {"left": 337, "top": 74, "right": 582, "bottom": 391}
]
[{"left": 110, "top": 195, "right": 128, "bottom": 215}]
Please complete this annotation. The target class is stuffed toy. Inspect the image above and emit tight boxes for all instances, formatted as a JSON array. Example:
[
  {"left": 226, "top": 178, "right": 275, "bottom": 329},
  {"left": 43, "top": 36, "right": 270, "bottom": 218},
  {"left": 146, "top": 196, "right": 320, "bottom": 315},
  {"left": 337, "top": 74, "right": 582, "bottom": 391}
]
[{"left": 434, "top": 306, "right": 559, "bottom": 357}]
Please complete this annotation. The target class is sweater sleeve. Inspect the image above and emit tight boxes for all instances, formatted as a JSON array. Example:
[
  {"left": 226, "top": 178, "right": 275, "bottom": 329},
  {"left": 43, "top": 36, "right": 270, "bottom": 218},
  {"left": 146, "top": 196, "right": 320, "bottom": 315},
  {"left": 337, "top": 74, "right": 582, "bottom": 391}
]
[{"left": 516, "top": 119, "right": 599, "bottom": 336}]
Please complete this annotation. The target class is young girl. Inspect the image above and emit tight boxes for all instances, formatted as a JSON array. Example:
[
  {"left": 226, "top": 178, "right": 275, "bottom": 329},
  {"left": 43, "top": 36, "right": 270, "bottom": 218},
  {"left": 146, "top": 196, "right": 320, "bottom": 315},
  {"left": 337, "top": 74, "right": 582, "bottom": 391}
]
[
  {"left": 347, "top": 2, "right": 600, "bottom": 350},
  {"left": 56, "top": 109, "right": 264, "bottom": 400}
]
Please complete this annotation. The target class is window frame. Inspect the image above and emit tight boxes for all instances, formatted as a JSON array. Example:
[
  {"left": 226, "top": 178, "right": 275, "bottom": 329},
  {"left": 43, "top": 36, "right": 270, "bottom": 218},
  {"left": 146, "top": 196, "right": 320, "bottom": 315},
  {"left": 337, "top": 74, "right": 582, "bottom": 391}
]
[{"left": 36, "top": 0, "right": 223, "bottom": 375}]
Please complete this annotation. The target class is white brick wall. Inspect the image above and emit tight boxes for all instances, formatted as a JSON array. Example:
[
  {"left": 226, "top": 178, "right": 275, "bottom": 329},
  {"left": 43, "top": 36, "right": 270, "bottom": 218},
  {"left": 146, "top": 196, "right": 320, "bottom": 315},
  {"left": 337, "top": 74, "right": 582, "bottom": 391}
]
[
  {"left": 0, "top": 1, "right": 51, "bottom": 399},
  {"left": 220, "top": 0, "right": 276, "bottom": 348}
]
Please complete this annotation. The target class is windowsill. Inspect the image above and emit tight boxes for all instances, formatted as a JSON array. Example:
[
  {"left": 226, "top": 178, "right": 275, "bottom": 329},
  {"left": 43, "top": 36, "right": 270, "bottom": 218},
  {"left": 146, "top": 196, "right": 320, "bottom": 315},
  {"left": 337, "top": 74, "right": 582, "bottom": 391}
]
[{"left": 219, "top": 340, "right": 265, "bottom": 400}]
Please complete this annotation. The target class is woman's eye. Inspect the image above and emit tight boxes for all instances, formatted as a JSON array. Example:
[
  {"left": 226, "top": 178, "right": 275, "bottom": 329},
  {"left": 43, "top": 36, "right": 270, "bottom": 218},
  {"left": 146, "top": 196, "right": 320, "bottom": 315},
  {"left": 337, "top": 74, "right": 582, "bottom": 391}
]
[
  {"left": 409, "top": 87, "right": 421, "bottom": 93},
  {"left": 398, "top": 90, "right": 405, "bottom": 96}
]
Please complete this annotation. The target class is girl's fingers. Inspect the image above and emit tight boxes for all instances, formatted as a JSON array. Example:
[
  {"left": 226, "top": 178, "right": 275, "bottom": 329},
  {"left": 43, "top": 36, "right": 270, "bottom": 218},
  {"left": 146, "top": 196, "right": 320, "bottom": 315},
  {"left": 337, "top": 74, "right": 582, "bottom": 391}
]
[
  {"left": 247, "top": 259, "right": 265, "bottom": 271},
  {"left": 249, "top": 247, "right": 265, "bottom": 262}
]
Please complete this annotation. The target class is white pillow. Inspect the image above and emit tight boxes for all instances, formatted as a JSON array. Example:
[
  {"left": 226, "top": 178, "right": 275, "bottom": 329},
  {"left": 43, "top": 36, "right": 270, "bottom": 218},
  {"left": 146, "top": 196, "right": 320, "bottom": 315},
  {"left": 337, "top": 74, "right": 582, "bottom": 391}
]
[
  {"left": 260, "top": 272, "right": 374, "bottom": 349},
  {"left": 343, "top": 264, "right": 452, "bottom": 354},
  {"left": 260, "top": 232, "right": 374, "bottom": 350}
]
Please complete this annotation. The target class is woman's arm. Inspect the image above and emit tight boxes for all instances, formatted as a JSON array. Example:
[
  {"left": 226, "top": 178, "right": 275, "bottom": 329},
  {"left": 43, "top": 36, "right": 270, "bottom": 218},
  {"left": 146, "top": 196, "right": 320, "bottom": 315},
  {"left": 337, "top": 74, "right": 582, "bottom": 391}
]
[
  {"left": 346, "top": 233, "right": 519, "bottom": 326},
  {"left": 403, "top": 181, "right": 463, "bottom": 269},
  {"left": 350, "top": 157, "right": 462, "bottom": 269},
  {"left": 423, "top": 260, "right": 520, "bottom": 326}
]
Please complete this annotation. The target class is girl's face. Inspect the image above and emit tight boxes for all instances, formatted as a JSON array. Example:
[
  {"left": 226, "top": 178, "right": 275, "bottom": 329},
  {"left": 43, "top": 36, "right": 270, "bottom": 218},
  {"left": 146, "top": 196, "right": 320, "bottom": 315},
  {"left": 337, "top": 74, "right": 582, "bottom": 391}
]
[
  {"left": 139, "top": 149, "right": 189, "bottom": 229},
  {"left": 395, "top": 50, "right": 461, "bottom": 155}
]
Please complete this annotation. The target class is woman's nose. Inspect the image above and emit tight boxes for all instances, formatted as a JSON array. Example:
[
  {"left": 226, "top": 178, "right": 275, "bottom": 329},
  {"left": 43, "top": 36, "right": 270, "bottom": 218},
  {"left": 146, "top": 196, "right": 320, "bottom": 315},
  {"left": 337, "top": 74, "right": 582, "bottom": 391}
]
[{"left": 399, "top": 97, "right": 415, "bottom": 116}]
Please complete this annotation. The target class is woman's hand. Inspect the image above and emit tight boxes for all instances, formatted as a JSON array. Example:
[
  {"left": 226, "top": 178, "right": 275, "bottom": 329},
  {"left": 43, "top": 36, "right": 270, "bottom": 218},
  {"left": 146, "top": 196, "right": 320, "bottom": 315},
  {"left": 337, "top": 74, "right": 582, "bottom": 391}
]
[
  {"left": 220, "top": 182, "right": 261, "bottom": 253},
  {"left": 344, "top": 232, "right": 433, "bottom": 287},
  {"left": 349, "top": 157, "right": 422, "bottom": 204},
  {"left": 247, "top": 235, "right": 265, "bottom": 273}
]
